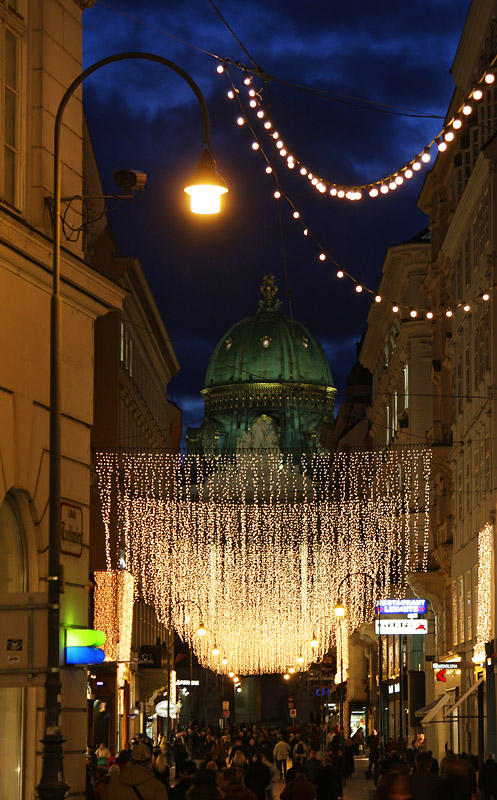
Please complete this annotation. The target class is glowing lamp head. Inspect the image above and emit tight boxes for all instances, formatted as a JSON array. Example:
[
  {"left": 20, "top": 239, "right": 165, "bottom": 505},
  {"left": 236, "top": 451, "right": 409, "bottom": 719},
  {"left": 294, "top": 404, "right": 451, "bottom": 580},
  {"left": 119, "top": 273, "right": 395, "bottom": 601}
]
[
  {"left": 212, "top": 646, "right": 220, "bottom": 656},
  {"left": 228, "top": 671, "right": 235, "bottom": 678},
  {"left": 297, "top": 655, "right": 304, "bottom": 663},
  {"left": 311, "top": 636, "right": 318, "bottom": 649},
  {"left": 222, "top": 657, "right": 228, "bottom": 665},
  {"left": 184, "top": 147, "right": 228, "bottom": 215},
  {"left": 233, "top": 675, "right": 239, "bottom": 683},
  {"left": 283, "top": 673, "right": 290, "bottom": 680},
  {"left": 375, "top": 295, "right": 382, "bottom": 303},
  {"left": 482, "top": 292, "right": 490, "bottom": 301},
  {"left": 334, "top": 601, "right": 346, "bottom": 618},
  {"left": 196, "top": 621, "right": 207, "bottom": 636}
]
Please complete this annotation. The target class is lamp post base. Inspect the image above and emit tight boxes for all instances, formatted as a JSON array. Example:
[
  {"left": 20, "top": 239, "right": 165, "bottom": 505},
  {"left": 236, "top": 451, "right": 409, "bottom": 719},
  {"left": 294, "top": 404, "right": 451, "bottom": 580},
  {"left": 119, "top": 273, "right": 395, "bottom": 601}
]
[{"left": 36, "top": 731, "right": 69, "bottom": 800}]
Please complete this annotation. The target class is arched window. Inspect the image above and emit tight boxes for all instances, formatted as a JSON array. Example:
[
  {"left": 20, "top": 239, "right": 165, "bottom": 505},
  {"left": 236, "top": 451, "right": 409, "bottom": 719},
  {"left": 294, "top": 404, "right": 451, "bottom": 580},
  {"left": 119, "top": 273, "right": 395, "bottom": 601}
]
[{"left": 0, "top": 494, "right": 25, "bottom": 592}]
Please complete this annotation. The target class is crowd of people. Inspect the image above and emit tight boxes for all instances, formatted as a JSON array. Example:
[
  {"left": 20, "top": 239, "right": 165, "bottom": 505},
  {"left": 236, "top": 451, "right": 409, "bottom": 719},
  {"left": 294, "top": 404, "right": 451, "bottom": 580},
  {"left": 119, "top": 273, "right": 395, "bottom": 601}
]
[{"left": 85, "top": 723, "right": 497, "bottom": 800}]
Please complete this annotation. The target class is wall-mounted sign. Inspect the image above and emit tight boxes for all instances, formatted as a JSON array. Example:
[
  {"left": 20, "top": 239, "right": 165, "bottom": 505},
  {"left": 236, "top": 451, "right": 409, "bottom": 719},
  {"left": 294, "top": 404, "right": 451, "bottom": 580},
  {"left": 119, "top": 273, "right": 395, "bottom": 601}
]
[
  {"left": 155, "top": 700, "right": 178, "bottom": 718},
  {"left": 432, "top": 662, "right": 459, "bottom": 671},
  {"left": 176, "top": 679, "right": 200, "bottom": 686},
  {"left": 375, "top": 618, "right": 427, "bottom": 635},
  {"left": 315, "top": 687, "right": 332, "bottom": 696},
  {"left": 60, "top": 502, "right": 83, "bottom": 557},
  {"left": 376, "top": 599, "right": 427, "bottom": 614},
  {"left": 388, "top": 683, "right": 400, "bottom": 694}
]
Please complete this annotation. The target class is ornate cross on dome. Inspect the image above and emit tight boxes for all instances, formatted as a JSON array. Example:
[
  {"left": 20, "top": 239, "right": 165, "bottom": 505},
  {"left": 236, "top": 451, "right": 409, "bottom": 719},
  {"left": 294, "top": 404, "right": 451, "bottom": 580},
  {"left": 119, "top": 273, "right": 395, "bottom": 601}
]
[{"left": 258, "top": 274, "right": 281, "bottom": 312}]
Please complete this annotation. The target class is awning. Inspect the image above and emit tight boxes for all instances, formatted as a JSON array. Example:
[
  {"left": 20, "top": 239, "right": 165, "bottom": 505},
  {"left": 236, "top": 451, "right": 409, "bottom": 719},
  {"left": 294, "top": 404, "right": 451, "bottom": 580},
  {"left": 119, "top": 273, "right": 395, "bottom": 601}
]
[
  {"left": 417, "top": 692, "right": 452, "bottom": 724},
  {"left": 444, "top": 677, "right": 484, "bottom": 716}
]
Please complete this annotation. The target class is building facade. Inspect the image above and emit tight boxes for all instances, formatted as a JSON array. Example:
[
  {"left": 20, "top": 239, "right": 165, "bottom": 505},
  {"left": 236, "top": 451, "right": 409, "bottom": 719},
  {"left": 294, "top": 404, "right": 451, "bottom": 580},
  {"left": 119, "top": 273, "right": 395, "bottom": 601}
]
[
  {"left": 0, "top": 2, "right": 126, "bottom": 799},
  {"left": 417, "top": 0, "right": 497, "bottom": 758}
]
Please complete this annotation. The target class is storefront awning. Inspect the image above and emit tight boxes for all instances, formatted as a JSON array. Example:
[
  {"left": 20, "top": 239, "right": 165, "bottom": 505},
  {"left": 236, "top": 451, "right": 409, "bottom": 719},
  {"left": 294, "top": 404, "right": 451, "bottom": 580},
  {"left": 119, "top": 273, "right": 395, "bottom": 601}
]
[
  {"left": 444, "top": 677, "right": 484, "bottom": 716},
  {"left": 417, "top": 692, "right": 452, "bottom": 724}
]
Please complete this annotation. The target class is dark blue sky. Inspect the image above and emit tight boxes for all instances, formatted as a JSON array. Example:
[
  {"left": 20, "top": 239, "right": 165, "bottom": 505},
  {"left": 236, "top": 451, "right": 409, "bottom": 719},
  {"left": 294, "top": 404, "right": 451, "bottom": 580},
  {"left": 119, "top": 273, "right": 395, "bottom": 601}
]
[{"left": 83, "top": 0, "right": 470, "bottom": 432}]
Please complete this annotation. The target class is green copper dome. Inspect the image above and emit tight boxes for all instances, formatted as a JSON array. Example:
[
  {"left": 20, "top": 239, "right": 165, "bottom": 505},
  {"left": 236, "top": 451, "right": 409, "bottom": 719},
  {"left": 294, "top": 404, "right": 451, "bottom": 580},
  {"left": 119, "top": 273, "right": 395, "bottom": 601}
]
[
  {"left": 206, "top": 275, "right": 334, "bottom": 388},
  {"left": 187, "top": 276, "right": 336, "bottom": 456}
]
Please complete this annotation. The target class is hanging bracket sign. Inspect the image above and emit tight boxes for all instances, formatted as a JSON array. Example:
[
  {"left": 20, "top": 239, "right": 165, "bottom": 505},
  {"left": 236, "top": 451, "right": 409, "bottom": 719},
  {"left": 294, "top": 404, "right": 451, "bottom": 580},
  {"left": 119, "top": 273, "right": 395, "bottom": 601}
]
[
  {"left": 375, "top": 618, "right": 428, "bottom": 635},
  {"left": 376, "top": 599, "right": 427, "bottom": 614}
]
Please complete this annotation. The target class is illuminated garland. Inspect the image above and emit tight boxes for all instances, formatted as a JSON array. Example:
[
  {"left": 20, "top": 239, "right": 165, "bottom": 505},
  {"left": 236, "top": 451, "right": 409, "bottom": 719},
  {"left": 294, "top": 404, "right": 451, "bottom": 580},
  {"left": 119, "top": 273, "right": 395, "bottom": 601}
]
[
  {"left": 474, "top": 522, "right": 493, "bottom": 664},
  {"left": 96, "top": 449, "right": 430, "bottom": 676},
  {"left": 94, "top": 570, "right": 135, "bottom": 687},
  {"left": 218, "top": 68, "right": 495, "bottom": 319},
  {"left": 218, "top": 64, "right": 496, "bottom": 201}
]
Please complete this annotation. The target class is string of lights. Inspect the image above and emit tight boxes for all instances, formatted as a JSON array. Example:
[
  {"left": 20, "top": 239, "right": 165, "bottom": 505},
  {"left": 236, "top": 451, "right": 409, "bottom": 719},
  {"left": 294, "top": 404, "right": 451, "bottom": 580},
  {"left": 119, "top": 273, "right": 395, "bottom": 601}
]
[
  {"left": 219, "top": 63, "right": 496, "bottom": 203},
  {"left": 473, "top": 522, "right": 493, "bottom": 664},
  {"left": 96, "top": 448, "right": 430, "bottom": 676},
  {"left": 219, "top": 67, "right": 495, "bottom": 321}
]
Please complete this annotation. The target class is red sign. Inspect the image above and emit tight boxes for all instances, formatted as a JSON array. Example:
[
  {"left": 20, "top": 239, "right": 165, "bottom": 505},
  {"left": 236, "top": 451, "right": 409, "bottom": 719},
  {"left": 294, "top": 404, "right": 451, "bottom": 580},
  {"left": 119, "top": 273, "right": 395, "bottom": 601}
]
[
  {"left": 436, "top": 669, "right": 447, "bottom": 683},
  {"left": 290, "top": 708, "right": 297, "bottom": 718}
]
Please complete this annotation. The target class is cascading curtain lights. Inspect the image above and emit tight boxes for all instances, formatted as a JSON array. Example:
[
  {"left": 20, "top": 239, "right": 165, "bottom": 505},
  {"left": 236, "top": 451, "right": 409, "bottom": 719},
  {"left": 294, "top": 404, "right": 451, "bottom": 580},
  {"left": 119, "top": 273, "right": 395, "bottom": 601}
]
[{"left": 96, "top": 448, "right": 430, "bottom": 676}]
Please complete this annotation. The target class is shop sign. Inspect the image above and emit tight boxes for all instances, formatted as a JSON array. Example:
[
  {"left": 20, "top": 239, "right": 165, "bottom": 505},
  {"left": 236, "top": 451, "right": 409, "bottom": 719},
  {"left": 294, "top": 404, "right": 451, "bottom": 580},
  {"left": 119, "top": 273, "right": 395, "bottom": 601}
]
[
  {"left": 60, "top": 502, "right": 83, "bottom": 557},
  {"left": 155, "top": 700, "right": 178, "bottom": 718},
  {"left": 376, "top": 599, "right": 427, "bottom": 614},
  {"left": 432, "top": 662, "right": 459, "bottom": 671},
  {"left": 315, "top": 687, "right": 332, "bottom": 696},
  {"left": 375, "top": 618, "right": 427, "bottom": 635},
  {"left": 176, "top": 679, "right": 200, "bottom": 686}
]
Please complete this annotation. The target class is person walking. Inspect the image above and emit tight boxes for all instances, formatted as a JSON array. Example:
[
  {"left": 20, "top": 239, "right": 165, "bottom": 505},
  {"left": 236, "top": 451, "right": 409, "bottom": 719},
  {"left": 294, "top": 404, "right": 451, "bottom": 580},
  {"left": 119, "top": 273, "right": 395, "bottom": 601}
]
[
  {"left": 305, "top": 750, "right": 322, "bottom": 787},
  {"left": 280, "top": 770, "right": 316, "bottom": 800},
  {"left": 315, "top": 757, "right": 342, "bottom": 800},
  {"left": 411, "top": 751, "right": 440, "bottom": 800},
  {"left": 479, "top": 753, "right": 497, "bottom": 800},
  {"left": 273, "top": 735, "right": 291, "bottom": 779},
  {"left": 103, "top": 741, "right": 167, "bottom": 799},
  {"left": 246, "top": 753, "right": 272, "bottom": 800}
]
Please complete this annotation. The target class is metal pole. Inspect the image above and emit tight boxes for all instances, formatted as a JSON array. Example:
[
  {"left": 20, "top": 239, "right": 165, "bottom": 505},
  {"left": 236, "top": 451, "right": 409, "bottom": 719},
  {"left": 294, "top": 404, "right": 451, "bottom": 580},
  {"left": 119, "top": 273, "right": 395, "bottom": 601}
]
[
  {"left": 339, "top": 620, "right": 344, "bottom": 739},
  {"left": 378, "top": 609, "right": 383, "bottom": 759},
  {"left": 399, "top": 635, "right": 404, "bottom": 743},
  {"left": 486, "top": 656, "right": 497, "bottom": 757},
  {"left": 167, "top": 599, "right": 171, "bottom": 739},
  {"left": 190, "top": 647, "right": 193, "bottom": 722},
  {"left": 37, "top": 52, "right": 214, "bottom": 800}
]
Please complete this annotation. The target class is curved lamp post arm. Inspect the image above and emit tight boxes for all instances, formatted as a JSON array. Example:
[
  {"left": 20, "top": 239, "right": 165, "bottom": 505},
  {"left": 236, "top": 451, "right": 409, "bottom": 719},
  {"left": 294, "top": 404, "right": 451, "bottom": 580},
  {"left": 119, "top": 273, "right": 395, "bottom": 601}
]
[
  {"left": 336, "top": 570, "right": 377, "bottom": 598},
  {"left": 41, "top": 53, "right": 214, "bottom": 800}
]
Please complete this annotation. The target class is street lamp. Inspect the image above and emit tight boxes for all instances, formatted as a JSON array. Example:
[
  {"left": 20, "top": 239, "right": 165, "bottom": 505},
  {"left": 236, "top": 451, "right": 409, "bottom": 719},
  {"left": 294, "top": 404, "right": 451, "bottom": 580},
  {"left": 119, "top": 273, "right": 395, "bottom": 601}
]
[{"left": 39, "top": 52, "right": 226, "bottom": 800}]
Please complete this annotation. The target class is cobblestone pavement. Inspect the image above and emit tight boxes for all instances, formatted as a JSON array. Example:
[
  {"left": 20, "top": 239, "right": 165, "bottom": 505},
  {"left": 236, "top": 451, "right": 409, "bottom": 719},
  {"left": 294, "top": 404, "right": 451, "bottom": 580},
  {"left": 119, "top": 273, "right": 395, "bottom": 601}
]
[{"left": 343, "top": 758, "right": 376, "bottom": 800}]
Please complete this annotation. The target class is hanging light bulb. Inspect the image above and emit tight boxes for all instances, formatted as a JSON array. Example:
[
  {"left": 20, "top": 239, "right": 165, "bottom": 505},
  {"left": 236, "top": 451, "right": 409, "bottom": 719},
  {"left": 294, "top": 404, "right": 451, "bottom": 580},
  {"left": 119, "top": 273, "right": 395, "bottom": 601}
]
[
  {"left": 426, "top": 311, "right": 434, "bottom": 320},
  {"left": 330, "top": 187, "right": 338, "bottom": 196},
  {"left": 392, "top": 305, "right": 399, "bottom": 313},
  {"left": 375, "top": 295, "right": 382, "bottom": 303},
  {"left": 437, "top": 137, "right": 447, "bottom": 152},
  {"left": 243, "top": 77, "right": 251, "bottom": 86},
  {"left": 237, "top": 117, "right": 245, "bottom": 126},
  {"left": 222, "top": 657, "right": 228, "bottom": 666},
  {"left": 227, "top": 90, "right": 234, "bottom": 100},
  {"left": 462, "top": 104, "right": 473, "bottom": 116},
  {"left": 452, "top": 117, "right": 462, "bottom": 130},
  {"left": 412, "top": 160, "right": 421, "bottom": 171},
  {"left": 300, "top": 167, "right": 308, "bottom": 176},
  {"left": 265, "top": 166, "right": 272, "bottom": 174},
  {"left": 463, "top": 304, "right": 471, "bottom": 312},
  {"left": 472, "top": 88, "right": 483, "bottom": 100},
  {"left": 444, "top": 131, "right": 455, "bottom": 142},
  {"left": 421, "top": 148, "right": 431, "bottom": 163},
  {"left": 251, "top": 142, "right": 259, "bottom": 150},
  {"left": 369, "top": 187, "right": 379, "bottom": 197},
  {"left": 264, "top": 121, "right": 272, "bottom": 129},
  {"left": 228, "top": 671, "right": 235, "bottom": 678},
  {"left": 388, "top": 181, "right": 397, "bottom": 191},
  {"left": 395, "top": 175, "right": 403, "bottom": 185},
  {"left": 257, "top": 110, "right": 264, "bottom": 119},
  {"left": 289, "top": 666, "right": 295, "bottom": 674},
  {"left": 293, "top": 211, "right": 300, "bottom": 219},
  {"left": 196, "top": 622, "right": 207, "bottom": 636},
  {"left": 337, "top": 189, "right": 345, "bottom": 198},
  {"left": 410, "top": 309, "right": 418, "bottom": 318},
  {"left": 217, "top": 64, "right": 225, "bottom": 74},
  {"left": 249, "top": 99, "right": 257, "bottom": 108},
  {"left": 212, "top": 645, "right": 220, "bottom": 656},
  {"left": 283, "top": 673, "right": 290, "bottom": 680},
  {"left": 297, "top": 656, "right": 304, "bottom": 664},
  {"left": 445, "top": 309, "right": 453, "bottom": 318},
  {"left": 319, "top": 253, "right": 326, "bottom": 261},
  {"left": 248, "top": 88, "right": 256, "bottom": 97},
  {"left": 380, "top": 184, "right": 389, "bottom": 194},
  {"left": 280, "top": 149, "right": 287, "bottom": 157},
  {"left": 336, "top": 270, "right": 344, "bottom": 279},
  {"left": 355, "top": 285, "right": 363, "bottom": 293},
  {"left": 405, "top": 168, "right": 413, "bottom": 179},
  {"left": 485, "top": 72, "right": 495, "bottom": 84},
  {"left": 274, "top": 191, "right": 281, "bottom": 199},
  {"left": 482, "top": 292, "right": 490, "bottom": 301}
]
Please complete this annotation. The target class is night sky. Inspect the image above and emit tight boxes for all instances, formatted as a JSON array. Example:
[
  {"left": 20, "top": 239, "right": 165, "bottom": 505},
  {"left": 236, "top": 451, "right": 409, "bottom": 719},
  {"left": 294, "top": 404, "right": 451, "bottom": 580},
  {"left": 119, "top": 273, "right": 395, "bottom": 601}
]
[{"left": 83, "top": 0, "right": 470, "bottom": 435}]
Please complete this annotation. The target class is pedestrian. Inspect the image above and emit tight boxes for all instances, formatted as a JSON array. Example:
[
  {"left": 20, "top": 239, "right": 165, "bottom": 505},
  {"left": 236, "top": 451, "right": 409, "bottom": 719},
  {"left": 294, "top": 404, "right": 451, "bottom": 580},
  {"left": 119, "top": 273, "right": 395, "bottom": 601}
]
[
  {"left": 103, "top": 741, "right": 167, "bottom": 799},
  {"left": 170, "top": 761, "right": 198, "bottom": 800},
  {"left": 305, "top": 750, "right": 322, "bottom": 786},
  {"left": 293, "top": 737, "right": 309, "bottom": 768},
  {"left": 153, "top": 746, "right": 170, "bottom": 790},
  {"left": 315, "top": 756, "right": 342, "bottom": 800},
  {"left": 187, "top": 767, "right": 222, "bottom": 800},
  {"left": 273, "top": 735, "right": 291, "bottom": 779},
  {"left": 280, "top": 770, "right": 316, "bottom": 800},
  {"left": 246, "top": 753, "right": 272, "bottom": 800},
  {"left": 410, "top": 751, "right": 439, "bottom": 800},
  {"left": 376, "top": 771, "right": 411, "bottom": 800},
  {"left": 96, "top": 742, "right": 112, "bottom": 767},
  {"left": 479, "top": 753, "right": 497, "bottom": 800}
]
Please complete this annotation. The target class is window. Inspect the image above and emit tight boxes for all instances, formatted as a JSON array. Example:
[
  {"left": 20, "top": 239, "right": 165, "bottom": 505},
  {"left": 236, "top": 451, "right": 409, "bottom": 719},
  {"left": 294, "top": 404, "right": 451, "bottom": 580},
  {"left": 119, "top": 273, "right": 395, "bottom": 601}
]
[
  {"left": 403, "top": 364, "right": 409, "bottom": 410},
  {"left": 465, "top": 570, "right": 472, "bottom": 642},
  {"left": 452, "top": 580, "right": 458, "bottom": 646},
  {"left": 1, "top": 21, "right": 21, "bottom": 208},
  {"left": 458, "top": 576, "right": 465, "bottom": 643}
]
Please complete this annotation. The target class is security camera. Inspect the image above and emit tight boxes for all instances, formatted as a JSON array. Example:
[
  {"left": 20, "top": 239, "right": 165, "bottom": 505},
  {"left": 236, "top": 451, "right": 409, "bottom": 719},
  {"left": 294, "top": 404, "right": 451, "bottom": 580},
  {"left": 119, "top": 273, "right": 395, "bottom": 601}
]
[{"left": 113, "top": 169, "right": 147, "bottom": 194}]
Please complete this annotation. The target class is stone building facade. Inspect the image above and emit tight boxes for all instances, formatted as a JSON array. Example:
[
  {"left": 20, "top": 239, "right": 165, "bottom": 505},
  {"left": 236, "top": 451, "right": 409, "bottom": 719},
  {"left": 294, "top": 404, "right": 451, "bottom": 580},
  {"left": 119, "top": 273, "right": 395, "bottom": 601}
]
[{"left": 0, "top": 3, "right": 125, "bottom": 799}]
